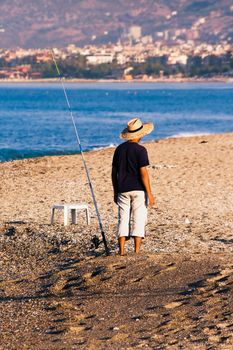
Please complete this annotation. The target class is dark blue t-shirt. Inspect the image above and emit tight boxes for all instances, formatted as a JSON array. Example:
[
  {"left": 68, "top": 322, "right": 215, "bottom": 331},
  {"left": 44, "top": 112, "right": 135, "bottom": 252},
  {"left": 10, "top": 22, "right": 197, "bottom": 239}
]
[{"left": 112, "top": 141, "right": 149, "bottom": 193}]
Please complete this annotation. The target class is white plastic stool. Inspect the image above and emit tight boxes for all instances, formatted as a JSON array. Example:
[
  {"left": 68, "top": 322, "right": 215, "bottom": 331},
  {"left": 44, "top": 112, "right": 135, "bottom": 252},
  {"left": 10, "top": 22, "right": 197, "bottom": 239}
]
[{"left": 50, "top": 203, "right": 90, "bottom": 226}]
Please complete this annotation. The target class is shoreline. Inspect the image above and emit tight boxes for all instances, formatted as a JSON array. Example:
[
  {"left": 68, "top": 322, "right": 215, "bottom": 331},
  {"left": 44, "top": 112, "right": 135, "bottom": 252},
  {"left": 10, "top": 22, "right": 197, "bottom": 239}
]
[
  {"left": 0, "top": 77, "right": 233, "bottom": 84},
  {"left": 1, "top": 131, "right": 232, "bottom": 164}
]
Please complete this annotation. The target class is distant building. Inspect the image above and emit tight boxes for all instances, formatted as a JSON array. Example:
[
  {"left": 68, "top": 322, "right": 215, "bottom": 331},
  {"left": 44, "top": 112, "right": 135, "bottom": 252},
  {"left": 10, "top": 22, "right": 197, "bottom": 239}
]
[
  {"left": 115, "top": 53, "right": 128, "bottom": 65},
  {"left": 141, "top": 35, "right": 153, "bottom": 44},
  {"left": 129, "top": 26, "right": 142, "bottom": 43},
  {"left": 86, "top": 53, "right": 114, "bottom": 65},
  {"left": 168, "top": 54, "right": 188, "bottom": 65}
]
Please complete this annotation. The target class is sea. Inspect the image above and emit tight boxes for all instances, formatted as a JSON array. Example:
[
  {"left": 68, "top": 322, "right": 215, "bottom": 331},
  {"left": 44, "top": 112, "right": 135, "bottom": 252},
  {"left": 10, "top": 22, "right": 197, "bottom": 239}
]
[{"left": 0, "top": 82, "right": 233, "bottom": 162}]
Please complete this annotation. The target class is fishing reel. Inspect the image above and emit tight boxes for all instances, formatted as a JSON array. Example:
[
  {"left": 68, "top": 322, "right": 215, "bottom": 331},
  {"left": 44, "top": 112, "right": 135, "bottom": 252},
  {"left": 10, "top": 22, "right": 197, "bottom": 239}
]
[
  {"left": 91, "top": 235, "right": 101, "bottom": 249},
  {"left": 91, "top": 234, "right": 110, "bottom": 255}
]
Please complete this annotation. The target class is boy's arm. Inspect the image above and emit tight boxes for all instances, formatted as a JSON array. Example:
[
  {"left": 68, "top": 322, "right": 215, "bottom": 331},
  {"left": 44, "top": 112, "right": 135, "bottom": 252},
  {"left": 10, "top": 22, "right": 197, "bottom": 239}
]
[
  {"left": 111, "top": 166, "right": 118, "bottom": 204},
  {"left": 140, "top": 166, "right": 155, "bottom": 207}
]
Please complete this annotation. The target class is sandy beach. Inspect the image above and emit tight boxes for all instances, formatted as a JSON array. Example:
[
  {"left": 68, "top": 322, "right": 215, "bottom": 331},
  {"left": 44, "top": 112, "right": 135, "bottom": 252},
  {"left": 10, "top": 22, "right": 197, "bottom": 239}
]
[{"left": 1, "top": 133, "right": 233, "bottom": 349}]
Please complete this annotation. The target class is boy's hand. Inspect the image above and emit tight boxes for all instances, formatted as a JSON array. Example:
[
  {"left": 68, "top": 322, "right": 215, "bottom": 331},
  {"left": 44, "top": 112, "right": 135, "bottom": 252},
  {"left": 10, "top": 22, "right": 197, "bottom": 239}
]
[{"left": 148, "top": 192, "right": 155, "bottom": 208}]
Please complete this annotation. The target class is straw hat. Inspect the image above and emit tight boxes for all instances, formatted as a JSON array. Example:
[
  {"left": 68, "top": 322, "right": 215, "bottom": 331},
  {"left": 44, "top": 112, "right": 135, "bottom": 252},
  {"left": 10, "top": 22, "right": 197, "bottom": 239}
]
[{"left": 120, "top": 118, "right": 154, "bottom": 140}]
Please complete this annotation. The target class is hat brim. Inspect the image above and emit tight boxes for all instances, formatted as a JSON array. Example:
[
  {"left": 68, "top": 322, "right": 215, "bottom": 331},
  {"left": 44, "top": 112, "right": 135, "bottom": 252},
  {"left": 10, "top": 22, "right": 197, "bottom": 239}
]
[{"left": 120, "top": 122, "right": 154, "bottom": 140}]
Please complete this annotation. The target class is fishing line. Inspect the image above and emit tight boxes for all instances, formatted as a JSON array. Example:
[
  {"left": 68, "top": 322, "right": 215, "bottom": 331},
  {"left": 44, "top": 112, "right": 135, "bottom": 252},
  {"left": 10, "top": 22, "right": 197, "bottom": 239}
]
[{"left": 50, "top": 49, "right": 109, "bottom": 255}]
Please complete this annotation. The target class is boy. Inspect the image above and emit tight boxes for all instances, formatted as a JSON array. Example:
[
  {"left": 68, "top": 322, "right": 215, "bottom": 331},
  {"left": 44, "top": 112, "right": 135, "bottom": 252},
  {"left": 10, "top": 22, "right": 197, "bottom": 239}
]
[{"left": 112, "top": 118, "right": 155, "bottom": 256}]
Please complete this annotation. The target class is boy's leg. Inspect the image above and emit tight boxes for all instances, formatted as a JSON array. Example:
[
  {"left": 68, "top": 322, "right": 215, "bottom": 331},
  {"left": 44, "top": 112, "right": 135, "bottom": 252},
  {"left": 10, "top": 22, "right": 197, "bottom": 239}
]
[
  {"left": 118, "top": 237, "right": 126, "bottom": 256},
  {"left": 131, "top": 191, "right": 147, "bottom": 254},
  {"left": 134, "top": 236, "right": 142, "bottom": 253},
  {"left": 117, "top": 192, "right": 131, "bottom": 256}
]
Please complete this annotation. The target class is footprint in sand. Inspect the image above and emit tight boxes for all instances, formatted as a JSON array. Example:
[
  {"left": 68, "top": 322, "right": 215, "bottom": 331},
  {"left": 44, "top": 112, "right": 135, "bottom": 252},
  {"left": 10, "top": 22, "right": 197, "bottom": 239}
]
[
  {"left": 133, "top": 277, "right": 144, "bottom": 283},
  {"left": 108, "top": 262, "right": 127, "bottom": 271},
  {"left": 159, "top": 262, "right": 176, "bottom": 274},
  {"left": 164, "top": 301, "right": 183, "bottom": 309},
  {"left": 46, "top": 327, "right": 66, "bottom": 335},
  {"left": 100, "top": 275, "right": 112, "bottom": 281},
  {"left": 85, "top": 314, "right": 96, "bottom": 320},
  {"left": 53, "top": 317, "right": 68, "bottom": 323},
  {"left": 49, "top": 278, "right": 68, "bottom": 294},
  {"left": 115, "top": 265, "right": 127, "bottom": 271},
  {"left": 91, "top": 266, "right": 106, "bottom": 277},
  {"left": 69, "top": 325, "right": 86, "bottom": 334}
]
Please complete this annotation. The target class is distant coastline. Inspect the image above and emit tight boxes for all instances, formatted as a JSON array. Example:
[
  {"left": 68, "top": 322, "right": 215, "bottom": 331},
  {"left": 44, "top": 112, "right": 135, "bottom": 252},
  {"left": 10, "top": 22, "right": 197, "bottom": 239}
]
[{"left": 0, "top": 76, "right": 233, "bottom": 84}]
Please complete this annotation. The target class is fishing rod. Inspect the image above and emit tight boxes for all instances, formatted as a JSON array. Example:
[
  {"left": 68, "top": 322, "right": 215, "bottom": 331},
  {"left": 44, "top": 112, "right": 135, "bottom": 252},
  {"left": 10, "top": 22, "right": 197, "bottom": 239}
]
[{"left": 50, "top": 49, "right": 109, "bottom": 255}]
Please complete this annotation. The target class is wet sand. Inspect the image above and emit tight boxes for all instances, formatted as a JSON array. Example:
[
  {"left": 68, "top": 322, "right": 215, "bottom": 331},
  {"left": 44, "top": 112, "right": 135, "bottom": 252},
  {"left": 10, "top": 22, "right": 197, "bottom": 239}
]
[{"left": 1, "top": 133, "right": 233, "bottom": 349}]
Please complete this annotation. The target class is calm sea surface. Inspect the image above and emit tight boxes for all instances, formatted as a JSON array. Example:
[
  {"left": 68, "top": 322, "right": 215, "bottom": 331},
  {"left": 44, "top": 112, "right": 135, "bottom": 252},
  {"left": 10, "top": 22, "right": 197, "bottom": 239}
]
[{"left": 0, "top": 82, "right": 233, "bottom": 162}]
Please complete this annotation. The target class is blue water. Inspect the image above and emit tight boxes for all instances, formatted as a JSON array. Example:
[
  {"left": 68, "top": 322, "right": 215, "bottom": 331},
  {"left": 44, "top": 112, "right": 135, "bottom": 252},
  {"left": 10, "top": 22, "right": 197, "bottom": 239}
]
[{"left": 0, "top": 82, "right": 233, "bottom": 162}]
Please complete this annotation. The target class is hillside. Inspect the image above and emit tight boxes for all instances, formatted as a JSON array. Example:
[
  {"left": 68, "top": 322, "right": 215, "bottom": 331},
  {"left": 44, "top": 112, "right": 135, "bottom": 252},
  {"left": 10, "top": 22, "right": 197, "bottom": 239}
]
[{"left": 0, "top": 0, "right": 232, "bottom": 48}]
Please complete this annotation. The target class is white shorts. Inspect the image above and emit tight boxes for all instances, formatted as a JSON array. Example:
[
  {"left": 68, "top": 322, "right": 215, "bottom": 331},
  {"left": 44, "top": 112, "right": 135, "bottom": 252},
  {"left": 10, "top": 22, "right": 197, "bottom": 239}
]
[{"left": 117, "top": 191, "right": 147, "bottom": 238}]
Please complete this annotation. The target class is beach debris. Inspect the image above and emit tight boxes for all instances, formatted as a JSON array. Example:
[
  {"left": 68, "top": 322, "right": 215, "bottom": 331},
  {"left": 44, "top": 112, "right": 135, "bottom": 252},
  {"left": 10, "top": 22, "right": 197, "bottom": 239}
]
[
  {"left": 132, "top": 315, "right": 142, "bottom": 321},
  {"left": 184, "top": 217, "right": 191, "bottom": 225},
  {"left": 5, "top": 220, "right": 27, "bottom": 225},
  {"left": 152, "top": 164, "right": 177, "bottom": 169},
  {"left": 5, "top": 226, "right": 16, "bottom": 237}
]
